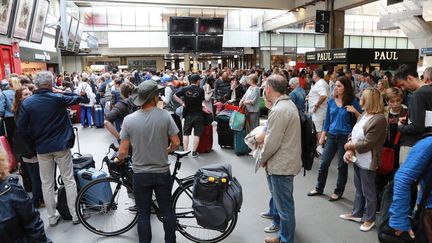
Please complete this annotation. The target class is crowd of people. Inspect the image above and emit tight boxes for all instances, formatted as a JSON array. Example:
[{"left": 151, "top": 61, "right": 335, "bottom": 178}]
[{"left": 0, "top": 64, "right": 431, "bottom": 243}]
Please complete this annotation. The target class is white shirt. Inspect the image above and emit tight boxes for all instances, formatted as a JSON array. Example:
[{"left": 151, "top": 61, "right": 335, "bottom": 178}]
[
  {"left": 308, "top": 79, "right": 329, "bottom": 119},
  {"left": 351, "top": 114, "right": 373, "bottom": 170}
]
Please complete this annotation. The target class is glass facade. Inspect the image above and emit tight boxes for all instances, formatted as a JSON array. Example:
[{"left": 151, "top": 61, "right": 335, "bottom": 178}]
[{"left": 79, "top": 7, "right": 263, "bottom": 32}]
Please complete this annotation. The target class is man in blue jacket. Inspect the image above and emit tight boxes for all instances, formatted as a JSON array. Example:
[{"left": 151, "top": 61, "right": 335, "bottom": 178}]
[
  {"left": 17, "top": 71, "right": 83, "bottom": 226},
  {"left": 389, "top": 135, "right": 432, "bottom": 242}
]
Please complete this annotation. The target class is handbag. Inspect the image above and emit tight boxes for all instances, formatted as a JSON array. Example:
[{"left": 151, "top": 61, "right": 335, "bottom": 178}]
[
  {"left": 377, "top": 131, "right": 400, "bottom": 175},
  {"left": 229, "top": 106, "right": 246, "bottom": 131}
]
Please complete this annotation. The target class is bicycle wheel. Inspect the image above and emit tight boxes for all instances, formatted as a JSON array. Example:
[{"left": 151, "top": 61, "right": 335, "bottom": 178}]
[
  {"left": 76, "top": 177, "right": 137, "bottom": 236},
  {"left": 173, "top": 180, "right": 238, "bottom": 243}
]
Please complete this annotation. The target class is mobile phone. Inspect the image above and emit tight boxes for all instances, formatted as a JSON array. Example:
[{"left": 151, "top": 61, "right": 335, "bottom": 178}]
[{"left": 351, "top": 156, "right": 357, "bottom": 163}]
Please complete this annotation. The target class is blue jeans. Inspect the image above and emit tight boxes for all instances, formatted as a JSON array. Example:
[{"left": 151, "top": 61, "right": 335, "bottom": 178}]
[
  {"left": 80, "top": 106, "right": 93, "bottom": 127},
  {"left": 133, "top": 172, "right": 176, "bottom": 243},
  {"left": 267, "top": 174, "right": 295, "bottom": 243},
  {"left": 266, "top": 197, "right": 280, "bottom": 227},
  {"left": 315, "top": 134, "right": 348, "bottom": 196}
]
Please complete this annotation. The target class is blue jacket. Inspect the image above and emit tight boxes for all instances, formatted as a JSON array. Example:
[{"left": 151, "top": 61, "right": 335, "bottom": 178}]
[
  {"left": 0, "top": 176, "right": 51, "bottom": 243},
  {"left": 323, "top": 98, "right": 362, "bottom": 136},
  {"left": 0, "top": 89, "right": 14, "bottom": 117},
  {"left": 17, "top": 89, "right": 83, "bottom": 154},
  {"left": 289, "top": 87, "right": 306, "bottom": 112},
  {"left": 389, "top": 136, "right": 432, "bottom": 231}
]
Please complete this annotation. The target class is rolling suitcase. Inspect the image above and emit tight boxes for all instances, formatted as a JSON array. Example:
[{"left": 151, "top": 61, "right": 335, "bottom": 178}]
[
  {"left": 77, "top": 168, "right": 112, "bottom": 206},
  {"left": 70, "top": 104, "right": 81, "bottom": 124},
  {"left": 197, "top": 125, "right": 213, "bottom": 153},
  {"left": 94, "top": 105, "right": 104, "bottom": 128},
  {"left": 234, "top": 129, "right": 251, "bottom": 156},
  {"left": 216, "top": 115, "right": 234, "bottom": 148}
]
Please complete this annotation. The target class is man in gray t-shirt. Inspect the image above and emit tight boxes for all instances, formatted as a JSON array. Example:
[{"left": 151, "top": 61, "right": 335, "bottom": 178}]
[{"left": 117, "top": 80, "right": 180, "bottom": 243}]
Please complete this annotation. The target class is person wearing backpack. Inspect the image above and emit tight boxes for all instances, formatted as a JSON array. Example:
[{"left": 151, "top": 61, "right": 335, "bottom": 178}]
[
  {"left": 307, "top": 76, "right": 362, "bottom": 201},
  {"left": 162, "top": 79, "right": 183, "bottom": 148},
  {"left": 75, "top": 75, "right": 96, "bottom": 128},
  {"left": 104, "top": 82, "right": 136, "bottom": 140},
  {"left": 258, "top": 74, "right": 302, "bottom": 243},
  {"left": 387, "top": 135, "right": 432, "bottom": 243}
]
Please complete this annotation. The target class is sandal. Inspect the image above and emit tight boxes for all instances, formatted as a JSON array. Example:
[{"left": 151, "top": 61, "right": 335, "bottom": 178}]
[{"left": 307, "top": 189, "right": 323, "bottom": 196}]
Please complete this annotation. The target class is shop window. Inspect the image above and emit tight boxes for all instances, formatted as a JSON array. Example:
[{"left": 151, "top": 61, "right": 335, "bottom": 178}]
[
  {"left": 362, "top": 36, "right": 374, "bottom": 48},
  {"left": 315, "top": 35, "right": 325, "bottom": 48},
  {"left": 385, "top": 37, "right": 397, "bottom": 48},
  {"left": 297, "top": 34, "right": 314, "bottom": 48},
  {"left": 396, "top": 38, "right": 407, "bottom": 49},
  {"left": 344, "top": 36, "right": 350, "bottom": 48},
  {"left": 260, "top": 32, "right": 271, "bottom": 46},
  {"left": 349, "top": 36, "right": 362, "bottom": 48},
  {"left": 284, "top": 33, "right": 296, "bottom": 47},
  {"left": 271, "top": 33, "right": 283, "bottom": 47},
  {"left": 374, "top": 37, "right": 385, "bottom": 48}
]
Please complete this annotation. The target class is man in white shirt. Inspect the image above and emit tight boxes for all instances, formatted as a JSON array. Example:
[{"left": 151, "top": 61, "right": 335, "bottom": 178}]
[{"left": 308, "top": 69, "right": 329, "bottom": 152}]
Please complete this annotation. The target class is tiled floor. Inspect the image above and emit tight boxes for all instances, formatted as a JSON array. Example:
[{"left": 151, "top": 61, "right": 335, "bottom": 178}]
[{"left": 35, "top": 126, "right": 379, "bottom": 243}]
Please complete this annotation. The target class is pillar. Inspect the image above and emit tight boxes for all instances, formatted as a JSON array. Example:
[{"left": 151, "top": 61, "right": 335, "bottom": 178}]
[
  {"left": 326, "top": 9, "right": 345, "bottom": 49},
  {"left": 184, "top": 54, "right": 190, "bottom": 71},
  {"left": 192, "top": 56, "right": 198, "bottom": 72},
  {"left": 11, "top": 42, "right": 21, "bottom": 75}
]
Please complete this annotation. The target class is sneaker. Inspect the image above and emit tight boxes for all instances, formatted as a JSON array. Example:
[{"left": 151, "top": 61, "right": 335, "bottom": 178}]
[
  {"left": 192, "top": 151, "right": 199, "bottom": 158},
  {"left": 264, "top": 223, "right": 280, "bottom": 233},
  {"left": 260, "top": 212, "right": 273, "bottom": 220},
  {"left": 72, "top": 218, "right": 80, "bottom": 225},
  {"left": 49, "top": 215, "right": 61, "bottom": 227}
]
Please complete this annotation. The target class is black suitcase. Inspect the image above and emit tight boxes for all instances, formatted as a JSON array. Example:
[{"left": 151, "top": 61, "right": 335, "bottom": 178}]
[{"left": 216, "top": 115, "right": 234, "bottom": 148}]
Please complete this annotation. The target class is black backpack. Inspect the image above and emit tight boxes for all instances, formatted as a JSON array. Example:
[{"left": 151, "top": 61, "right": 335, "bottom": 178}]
[
  {"left": 192, "top": 163, "right": 242, "bottom": 230},
  {"left": 298, "top": 110, "right": 318, "bottom": 176}
]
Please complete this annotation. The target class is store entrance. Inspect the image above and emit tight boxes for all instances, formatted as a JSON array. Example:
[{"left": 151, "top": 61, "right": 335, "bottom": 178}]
[{"left": 0, "top": 45, "right": 13, "bottom": 80}]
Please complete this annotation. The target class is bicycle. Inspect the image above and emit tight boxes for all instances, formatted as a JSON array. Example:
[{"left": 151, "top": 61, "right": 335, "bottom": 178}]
[{"left": 75, "top": 144, "right": 238, "bottom": 243}]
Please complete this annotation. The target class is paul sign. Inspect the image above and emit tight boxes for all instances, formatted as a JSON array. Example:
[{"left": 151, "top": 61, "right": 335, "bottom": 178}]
[{"left": 374, "top": 51, "right": 399, "bottom": 61}]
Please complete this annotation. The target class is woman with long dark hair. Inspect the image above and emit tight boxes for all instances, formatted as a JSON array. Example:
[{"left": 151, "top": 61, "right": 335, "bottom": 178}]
[
  {"left": 12, "top": 87, "right": 43, "bottom": 208},
  {"left": 308, "top": 76, "right": 363, "bottom": 201}
]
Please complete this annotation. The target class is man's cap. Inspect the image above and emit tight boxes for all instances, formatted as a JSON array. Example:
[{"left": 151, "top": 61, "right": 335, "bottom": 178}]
[
  {"left": 189, "top": 74, "right": 201, "bottom": 83},
  {"left": 131, "top": 80, "right": 164, "bottom": 106}
]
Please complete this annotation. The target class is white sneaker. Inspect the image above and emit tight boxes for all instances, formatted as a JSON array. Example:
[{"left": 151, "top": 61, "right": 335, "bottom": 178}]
[
  {"left": 49, "top": 215, "right": 61, "bottom": 227},
  {"left": 264, "top": 223, "right": 280, "bottom": 233}
]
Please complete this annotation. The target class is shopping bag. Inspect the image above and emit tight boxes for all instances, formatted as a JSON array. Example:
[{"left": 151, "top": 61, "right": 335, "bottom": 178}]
[{"left": 229, "top": 110, "right": 246, "bottom": 131}]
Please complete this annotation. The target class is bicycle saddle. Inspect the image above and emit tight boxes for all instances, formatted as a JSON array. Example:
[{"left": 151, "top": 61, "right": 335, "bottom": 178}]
[{"left": 172, "top": 151, "right": 191, "bottom": 158}]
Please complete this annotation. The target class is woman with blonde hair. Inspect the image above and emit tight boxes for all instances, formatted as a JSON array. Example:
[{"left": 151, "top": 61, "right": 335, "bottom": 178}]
[
  {"left": 0, "top": 152, "right": 51, "bottom": 242},
  {"left": 340, "top": 88, "right": 388, "bottom": 232}
]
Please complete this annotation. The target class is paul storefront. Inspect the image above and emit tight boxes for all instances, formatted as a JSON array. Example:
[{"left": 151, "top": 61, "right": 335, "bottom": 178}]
[
  {"left": 20, "top": 47, "right": 59, "bottom": 75},
  {"left": 305, "top": 48, "right": 419, "bottom": 72}
]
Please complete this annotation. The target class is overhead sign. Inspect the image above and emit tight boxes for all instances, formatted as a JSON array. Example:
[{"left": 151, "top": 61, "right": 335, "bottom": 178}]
[
  {"left": 315, "top": 10, "right": 330, "bottom": 34},
  {"left": 421, "top": 48, "right": 432, "bottom": 56},
  {"left": 305, "top": 48, "right": 418, "bottom": 64}
]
